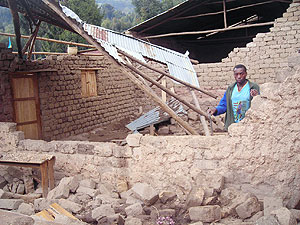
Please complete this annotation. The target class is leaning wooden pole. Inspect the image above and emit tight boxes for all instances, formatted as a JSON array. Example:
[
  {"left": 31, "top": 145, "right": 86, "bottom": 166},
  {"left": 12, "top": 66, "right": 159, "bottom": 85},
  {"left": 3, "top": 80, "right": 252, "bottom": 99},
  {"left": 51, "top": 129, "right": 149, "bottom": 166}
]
[
  {"left": 0, "top": 32, "right": 94, "bottom": 48},
  {"left": 42, "top": 0, "right": 199, "bottom": 135},
  {"left": 122, "top": 61, "right": 214, "bottom": 122},
  {"left": 121, "top": 67, "right": 199, "bottom": 135},
  {"left": 7, "top": 0, "right": 22, "bottom": 58},
  {"left": 190, "top": 90, "right": 210, "bottom": 136},
  {"left": 22, "top": 21, "right": 41, "bottom": 55},
  {"left": 118, "top": 49, "right": 217, "bottom": 99}
]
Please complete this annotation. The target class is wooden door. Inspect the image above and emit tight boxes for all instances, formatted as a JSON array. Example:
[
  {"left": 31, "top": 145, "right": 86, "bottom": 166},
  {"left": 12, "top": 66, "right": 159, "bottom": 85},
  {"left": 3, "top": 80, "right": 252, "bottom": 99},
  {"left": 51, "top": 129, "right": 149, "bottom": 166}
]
[{"left": 11, "top": 74, "right": 42, "bottom": 139}]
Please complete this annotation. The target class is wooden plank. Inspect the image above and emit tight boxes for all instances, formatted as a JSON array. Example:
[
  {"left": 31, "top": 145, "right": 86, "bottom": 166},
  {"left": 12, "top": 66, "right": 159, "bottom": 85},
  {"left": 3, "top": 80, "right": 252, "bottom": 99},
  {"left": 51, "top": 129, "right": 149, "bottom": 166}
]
[
  {"left": 48, "top": 157, "right": 55, "bottom": 190},
  {"left": 0, "top": 32, "right": 94, "bottom": 48},
  {"left": 50, "top": 203, "right": 78, "bottom": 220},
  {"left": 118, "top": 49, "right": 217, "bottom": 99},
  {"left": 33, "top": 74, "right": 42, "bottom": 139},
  {"left": 0, "top": 161, "right": 41, "bottom": 168},
  {"left": 223, "top": 0, "right": 227, "bottom": 28},
  {"left": 121, "top": 65, "right": 199, "bottom": 135},
  {"left": 161, "top": 78, "right": 167, "bottom": 102},
  {"left": 190, "top": 90, "right": 210, "bottom": 136},
  {"left": 40, "top": 162, "right": 49, "bottom": 198},
  {"left": 16, "top": 120, "right": 38, "bottom": 126},
  {"left": 78, "top": 67, "right": 104, "bottom": 70},
  {"left": 35, "top": 210, "right": 55, "bottom": 221},
  {"left": 10, "top": 69, "right": 58, "bottom": 75},
  {"left": 12, "top": 78, "right": 35, "bottom": 99},
  {"left": 27, "top": 21, "right": 41, "bottom": 60},
  {"left": 81, "top": 70, "right": 87, "bottom": 97},
  {"left": 13, "top": 97, "right": 36, "bottom": 101},
  {"left": 144, "top": 22, "right": 274, "bottom": 39},
  {"left": 22, "top": 21, "right": 41, "bottom": 55},
  {"left": 173, "top": 1, "right": 275, "bottom": 20},
  {"left": 14, "top": 100, "right": 37, "bottom": 123},
  {"left": 17, "top": 124, "right": 39, "bottom": 140},
  {"left": 123, "top": 61, "right": 214, "bottom": 122},
  {"left": 87, "top": 70, "right": 97, "bottom": 96}
]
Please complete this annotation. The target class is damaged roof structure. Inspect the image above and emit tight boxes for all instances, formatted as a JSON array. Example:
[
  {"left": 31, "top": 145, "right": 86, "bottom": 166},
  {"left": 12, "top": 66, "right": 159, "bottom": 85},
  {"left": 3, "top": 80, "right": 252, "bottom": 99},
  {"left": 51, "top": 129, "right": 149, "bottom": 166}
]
[
  {"left": 127, "top": 0, "right": 292, "bottom": 62},
  {"left": 0, "top": 0, "right": 218, "bottom": 137}
]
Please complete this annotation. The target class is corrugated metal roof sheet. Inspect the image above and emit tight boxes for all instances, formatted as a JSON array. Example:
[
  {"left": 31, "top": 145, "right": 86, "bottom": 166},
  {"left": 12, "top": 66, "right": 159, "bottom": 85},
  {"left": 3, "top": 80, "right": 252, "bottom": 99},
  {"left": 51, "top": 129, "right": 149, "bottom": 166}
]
[
  {"left": 82, "top": 23, "right": 200, "bottom": 87},
  {"left": 126, "top": 98, "right": 187, "bottom": 132}
]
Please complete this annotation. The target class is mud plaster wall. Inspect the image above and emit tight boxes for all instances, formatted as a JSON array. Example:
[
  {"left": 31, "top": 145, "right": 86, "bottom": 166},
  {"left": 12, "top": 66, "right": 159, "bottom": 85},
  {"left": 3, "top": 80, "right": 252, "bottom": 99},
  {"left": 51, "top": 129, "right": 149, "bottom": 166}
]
[
  {"left": 1, "top": 66, "right": 300, "bottom": 206},
  {"left": 0, "top": 46, "right": 150, "bottom": 140},
  {"left": 175, "top": 2, "right": 300, "bottom": 111}
]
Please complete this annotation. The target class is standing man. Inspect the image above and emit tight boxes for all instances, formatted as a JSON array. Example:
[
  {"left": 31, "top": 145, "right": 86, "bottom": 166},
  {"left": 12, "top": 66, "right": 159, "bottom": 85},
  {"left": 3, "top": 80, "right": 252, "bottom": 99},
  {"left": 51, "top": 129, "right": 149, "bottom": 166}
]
[{"left": 208, "top": 64, "right": 260, "bottom": 130}]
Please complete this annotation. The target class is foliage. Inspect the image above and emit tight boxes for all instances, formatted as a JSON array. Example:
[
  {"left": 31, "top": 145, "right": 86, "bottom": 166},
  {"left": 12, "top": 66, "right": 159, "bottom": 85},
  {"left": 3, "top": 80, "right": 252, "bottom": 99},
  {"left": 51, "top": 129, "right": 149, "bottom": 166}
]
[
  {"left": 0, "top": 0, "right": 186, "bottom": 53},
  {"left": 96, "top": 0, "right": 134, "bottom": 13},
  {"left": 100, "top": 3, "right": 141, "bottom": 32},
  {"left": 132, "top": 0, "right": 185, "bottom": 21},
  {"left": 37, "top": 0, "right": 103, "bottom": 53}
]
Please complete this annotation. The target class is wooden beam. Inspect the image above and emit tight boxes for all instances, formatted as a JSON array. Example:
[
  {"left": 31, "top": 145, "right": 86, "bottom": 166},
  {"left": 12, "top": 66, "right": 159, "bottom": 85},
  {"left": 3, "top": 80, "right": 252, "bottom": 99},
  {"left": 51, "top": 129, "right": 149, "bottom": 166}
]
[
  {"left": 122, "top": 65, "right": 199, "bottom": 135},
  {"left": 137, "top": 0, "right": 211, "bottom": 34},
  {"left": 118, "top": 49, "right": 218, "bottom": 99},
  {"left": 144, "top": 22, "right": 274, "bottom": 39},
  {"left": 14, "top": 51, "right": 68, "bottom": 55},
  {"left": 42, "top": 0, "right": 199, "bottom": 135},
  {"left": 22, "top": 21, "right": 41, "bottom": 58},
  {"left": 173, "top": 1, "right": 275, "bottom": 20},
  {"left": 19, "top": 0, "right": 38, "bottom": 26},
  {"left": 0, "top": 32, "right": 94, "bottom": 48},
  {"left": 7, "top": 0, "right": 22, "bottom": 58},
  {"left": 223, "top": 0, "right": 227, "bottom": 28},
  {"left": 27, "top": 22, "right": 41, "bottom": 60},
  {"left": 122, "top": 61, "right": 214, "bottom": 122},
  {"left": 190, "top": 90, "right": 210, "bottom": 136}
]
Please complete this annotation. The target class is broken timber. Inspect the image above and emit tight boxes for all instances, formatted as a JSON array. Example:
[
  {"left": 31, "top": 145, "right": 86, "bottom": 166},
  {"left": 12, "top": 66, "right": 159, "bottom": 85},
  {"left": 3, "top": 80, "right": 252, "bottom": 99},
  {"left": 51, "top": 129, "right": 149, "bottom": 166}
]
[
  {"left": 118, "top": 49, "right": 217, "bottom": 99},
  {"left": 122, "top": 61, "right": 215, "bottom": 122},
  {"left": 42, "top": 0, "right": 199, "bottom": 135},
  {"left": 119, "top": 49, "right": 215, "bottom": 136}
]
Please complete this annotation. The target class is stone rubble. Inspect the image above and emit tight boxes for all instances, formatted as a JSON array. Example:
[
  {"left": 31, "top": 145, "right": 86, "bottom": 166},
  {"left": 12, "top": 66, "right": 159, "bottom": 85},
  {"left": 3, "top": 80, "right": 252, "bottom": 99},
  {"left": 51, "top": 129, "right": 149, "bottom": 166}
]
[{"left": 0, "top": 173, "right": 299, "bottom": 225}]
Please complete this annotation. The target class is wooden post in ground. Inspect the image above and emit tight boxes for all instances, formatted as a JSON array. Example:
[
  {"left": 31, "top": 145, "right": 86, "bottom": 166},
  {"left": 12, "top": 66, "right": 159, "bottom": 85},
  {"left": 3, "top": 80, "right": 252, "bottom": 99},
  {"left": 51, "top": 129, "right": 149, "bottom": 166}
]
[
  {"left": 162, "top": 78, "right": 167, "bottom": 102},
  {"left": 190, "top": 90, "right": 210, "bottom": 136}
]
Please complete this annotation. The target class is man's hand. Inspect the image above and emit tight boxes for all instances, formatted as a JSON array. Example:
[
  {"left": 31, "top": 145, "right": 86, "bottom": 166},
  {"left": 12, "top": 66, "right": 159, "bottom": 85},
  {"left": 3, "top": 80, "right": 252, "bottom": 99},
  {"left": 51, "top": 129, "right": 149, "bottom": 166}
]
[
  {"left": 250, "top": 89, "right": 259, "bottom": 97},
  {"left": 207, "top": 107, "right": 217, "bottom": 115}
]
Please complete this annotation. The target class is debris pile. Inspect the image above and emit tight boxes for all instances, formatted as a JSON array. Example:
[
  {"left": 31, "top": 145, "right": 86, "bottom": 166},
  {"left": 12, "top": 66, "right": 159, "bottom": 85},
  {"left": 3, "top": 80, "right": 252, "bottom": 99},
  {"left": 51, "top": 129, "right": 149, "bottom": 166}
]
[{"left": 1, "top": 171, "right": 300, "bottom": 225}]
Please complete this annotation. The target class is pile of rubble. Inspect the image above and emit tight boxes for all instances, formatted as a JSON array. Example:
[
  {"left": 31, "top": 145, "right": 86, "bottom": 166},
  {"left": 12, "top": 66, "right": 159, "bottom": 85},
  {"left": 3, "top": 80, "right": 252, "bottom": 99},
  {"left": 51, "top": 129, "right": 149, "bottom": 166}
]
[{"left": 1, "top": 170, "right": 300, "bottom": 225}]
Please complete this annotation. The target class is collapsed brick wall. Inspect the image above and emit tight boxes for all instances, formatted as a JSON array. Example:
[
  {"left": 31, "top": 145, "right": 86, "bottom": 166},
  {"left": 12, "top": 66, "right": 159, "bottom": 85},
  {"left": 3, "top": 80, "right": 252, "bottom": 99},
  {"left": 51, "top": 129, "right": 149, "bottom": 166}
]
[
  {"left": 1, "top": 65, "right": 299, "bottom": 206},
  {"left": 0, "top": 45, "right": 150, "bottom": 140}
]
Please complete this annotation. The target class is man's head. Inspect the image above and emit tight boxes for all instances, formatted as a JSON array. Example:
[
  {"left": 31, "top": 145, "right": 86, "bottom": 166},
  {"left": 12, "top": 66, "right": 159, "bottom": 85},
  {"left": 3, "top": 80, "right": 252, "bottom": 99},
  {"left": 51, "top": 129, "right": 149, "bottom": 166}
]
[{"left": 233, "top": 64, "right": 247, "bottom": 85}]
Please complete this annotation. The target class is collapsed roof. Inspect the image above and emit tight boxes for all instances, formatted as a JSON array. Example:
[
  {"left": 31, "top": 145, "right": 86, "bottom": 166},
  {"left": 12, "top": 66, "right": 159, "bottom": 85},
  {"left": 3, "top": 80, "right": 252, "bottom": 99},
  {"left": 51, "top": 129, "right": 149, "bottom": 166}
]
[
  {"left": 0, "top": 0, "right": 217, "bottom": 135},
  {"left": 127, "top": 0, "right": 292, "bottom": 62}
]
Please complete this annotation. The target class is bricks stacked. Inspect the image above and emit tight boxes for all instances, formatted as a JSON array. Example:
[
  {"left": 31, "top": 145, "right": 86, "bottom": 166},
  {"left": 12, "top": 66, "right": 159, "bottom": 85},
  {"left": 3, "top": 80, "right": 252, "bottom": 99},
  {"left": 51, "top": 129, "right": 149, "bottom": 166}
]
[{"left": 194, "top": 2, "right": 300, "bottom": 90}]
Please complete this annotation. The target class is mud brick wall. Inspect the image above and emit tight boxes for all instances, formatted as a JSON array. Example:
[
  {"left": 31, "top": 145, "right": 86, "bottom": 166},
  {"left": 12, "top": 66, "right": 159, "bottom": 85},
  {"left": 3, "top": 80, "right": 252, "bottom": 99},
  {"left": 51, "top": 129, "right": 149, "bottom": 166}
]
[
  {"left": 0, "top": 44, "right": 15, "bottom": 122},
  {"left": 194, "top": 2, "right": 300, "bottom": 91},
  {"left": 37, "top": 54, "right": 146, "bottom": 141},
  {"left": 0, "top": 47, "right": 148, "bottom": 140},
  {"left": 1, "top": 56, "right": 300, "bottom": 208}
]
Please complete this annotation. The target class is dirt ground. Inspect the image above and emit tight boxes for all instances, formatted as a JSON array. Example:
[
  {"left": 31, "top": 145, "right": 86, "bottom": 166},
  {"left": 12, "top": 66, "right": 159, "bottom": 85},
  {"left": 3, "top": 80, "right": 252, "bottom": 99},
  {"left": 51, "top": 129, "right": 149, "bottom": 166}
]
[{"left": 62, "top": 118, "right": 133, "bottom": 142}]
